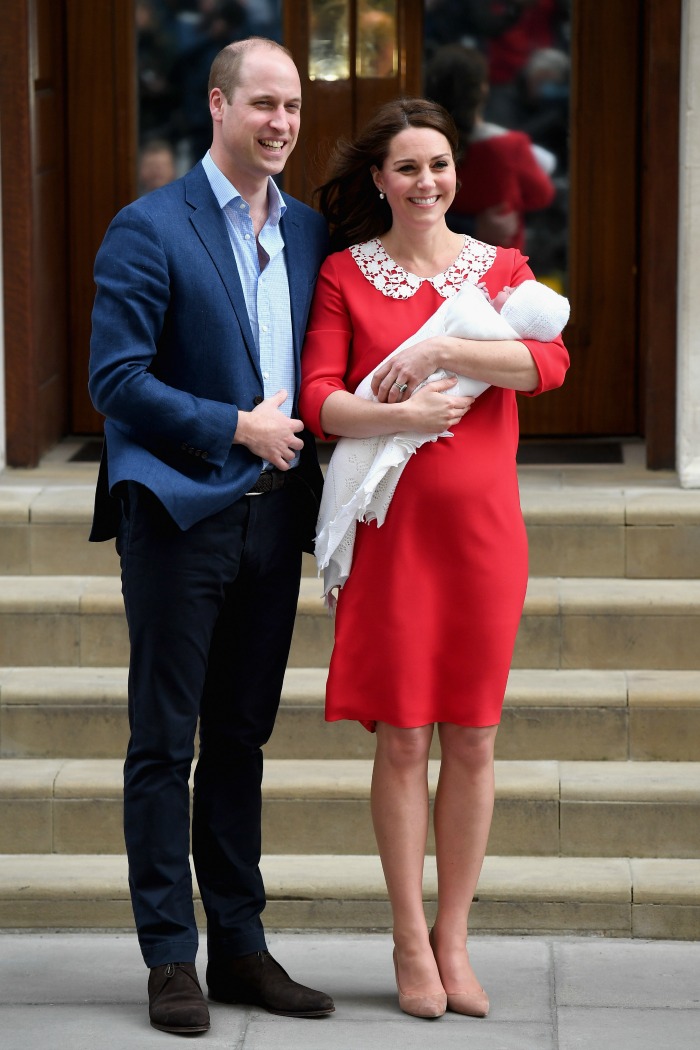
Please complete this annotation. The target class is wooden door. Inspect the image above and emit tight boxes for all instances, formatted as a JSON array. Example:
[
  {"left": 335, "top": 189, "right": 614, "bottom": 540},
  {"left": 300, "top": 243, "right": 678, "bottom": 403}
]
[
  {"left": 65, "top": 1, "right": 138, "bottom": 435},
  {"left": 517, "top": 0, "right": 642, "bottom": 437},
  {"left": 515, "top": 0, "right": 679, "bottom": 449},
  {"left": 0, "top": 0, "right": 69, "bottom": 465},
  {"left": 283, "top": 0, "right": 424, "bottom": 205}
]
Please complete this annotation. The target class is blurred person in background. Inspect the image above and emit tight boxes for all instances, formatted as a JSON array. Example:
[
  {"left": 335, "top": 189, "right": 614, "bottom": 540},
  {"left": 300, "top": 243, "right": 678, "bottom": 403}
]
[{"left": 426, "top": 43, "right": 555, "bottom": 251}]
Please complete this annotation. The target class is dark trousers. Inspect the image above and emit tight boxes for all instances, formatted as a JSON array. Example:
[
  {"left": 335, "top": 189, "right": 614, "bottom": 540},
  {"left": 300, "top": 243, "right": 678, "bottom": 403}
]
[{"left": 118, "top": 481, "right": 302, "bottom": 968}]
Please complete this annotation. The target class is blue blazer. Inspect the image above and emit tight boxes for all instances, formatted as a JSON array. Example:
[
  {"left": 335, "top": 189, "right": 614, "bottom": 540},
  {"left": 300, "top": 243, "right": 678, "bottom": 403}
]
[{"left": 89, "top": 161, "right": 329, "bottom": 542}]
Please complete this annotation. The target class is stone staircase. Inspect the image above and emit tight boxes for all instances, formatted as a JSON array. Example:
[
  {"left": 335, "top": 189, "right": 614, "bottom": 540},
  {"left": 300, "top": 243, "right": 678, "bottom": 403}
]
[{"left": 1, "top": 441, "right": 699, "bottom": 938}]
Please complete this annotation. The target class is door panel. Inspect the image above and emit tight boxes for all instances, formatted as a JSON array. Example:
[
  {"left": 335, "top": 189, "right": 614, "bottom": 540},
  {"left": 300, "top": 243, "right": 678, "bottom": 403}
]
[
  {"left": 66, "top": 1, "right": 137, "bottom": 435},
  {"left": 639, "top": 0, "right": 681, "bottom": 468},
  {"left": 0, "top": 0, "right": 68, "bottom": 465}
]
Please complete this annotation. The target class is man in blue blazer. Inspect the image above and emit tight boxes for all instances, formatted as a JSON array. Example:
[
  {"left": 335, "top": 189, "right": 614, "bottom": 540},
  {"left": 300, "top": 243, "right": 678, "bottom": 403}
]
[{"left": 89, "top": 38, "right": 332, "bottom": 1035}]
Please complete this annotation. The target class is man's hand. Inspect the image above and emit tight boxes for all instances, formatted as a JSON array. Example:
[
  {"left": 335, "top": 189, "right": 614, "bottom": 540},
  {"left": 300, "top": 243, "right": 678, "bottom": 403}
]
[{"left": 233, "top": 390, "right": 304, "bottom": 470}]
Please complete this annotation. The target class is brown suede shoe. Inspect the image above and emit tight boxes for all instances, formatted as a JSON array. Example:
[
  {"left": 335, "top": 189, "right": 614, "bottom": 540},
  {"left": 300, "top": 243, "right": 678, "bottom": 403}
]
[
  {"left": 148, "top": 961, "right": 211, "bottom": 1034},
  {"left": 207, "top": 951, "right": 335, "bottom": 1018}
]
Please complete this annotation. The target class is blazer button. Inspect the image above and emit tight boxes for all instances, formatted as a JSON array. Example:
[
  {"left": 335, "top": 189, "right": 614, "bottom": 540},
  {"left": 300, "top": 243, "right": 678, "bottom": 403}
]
[
  {"left": 253, "top": 395, "right": 263, "bottom": 406},
  {"left": 201, "top": 451, "right": 208, "bottom": 460}
]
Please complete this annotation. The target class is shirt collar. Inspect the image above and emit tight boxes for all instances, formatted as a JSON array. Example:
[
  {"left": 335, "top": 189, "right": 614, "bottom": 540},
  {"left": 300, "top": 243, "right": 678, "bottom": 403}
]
[{"left": 202, "top": 151, "right": 287, "bottom": 225}]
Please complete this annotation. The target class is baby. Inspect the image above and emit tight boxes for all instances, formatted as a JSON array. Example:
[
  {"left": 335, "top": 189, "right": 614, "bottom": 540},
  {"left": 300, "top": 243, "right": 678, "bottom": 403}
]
[{"left": 315, "top": 279, "right": 570, "bottom": 604}]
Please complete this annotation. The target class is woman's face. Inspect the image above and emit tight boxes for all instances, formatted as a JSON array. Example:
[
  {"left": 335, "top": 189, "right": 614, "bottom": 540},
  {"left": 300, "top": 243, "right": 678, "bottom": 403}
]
[{"left": 371, "top": 126, "right": 457, "bottom": 232}]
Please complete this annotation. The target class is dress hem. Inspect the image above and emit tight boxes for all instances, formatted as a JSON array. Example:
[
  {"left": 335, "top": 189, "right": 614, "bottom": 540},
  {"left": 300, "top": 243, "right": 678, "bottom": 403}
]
[{"left": 325, "top": 715, "right": 502, "bottom": 734}]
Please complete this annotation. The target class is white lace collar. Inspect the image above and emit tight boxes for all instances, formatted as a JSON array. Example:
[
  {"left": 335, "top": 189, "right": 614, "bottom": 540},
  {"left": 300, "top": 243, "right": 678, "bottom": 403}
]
[{"left": 349, "top": 236, "right": 497, "bottom": 300}]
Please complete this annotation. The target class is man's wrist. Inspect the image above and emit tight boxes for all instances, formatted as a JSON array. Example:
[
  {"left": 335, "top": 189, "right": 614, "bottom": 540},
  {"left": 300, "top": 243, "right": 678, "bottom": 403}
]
[{"left": 232, "top": 409, "right": 250, "bottom": 446}]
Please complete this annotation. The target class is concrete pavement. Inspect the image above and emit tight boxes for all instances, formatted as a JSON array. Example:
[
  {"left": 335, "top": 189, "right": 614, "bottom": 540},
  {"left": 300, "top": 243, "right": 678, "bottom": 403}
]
[{"left": 1, "top": 931, "right": 699, "bottom": 1049}]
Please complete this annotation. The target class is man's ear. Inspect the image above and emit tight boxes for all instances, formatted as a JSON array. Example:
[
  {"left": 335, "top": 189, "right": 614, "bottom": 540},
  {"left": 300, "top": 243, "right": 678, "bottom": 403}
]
[{"left": 209, "top": 88, "right": 225, "bottom": 123}]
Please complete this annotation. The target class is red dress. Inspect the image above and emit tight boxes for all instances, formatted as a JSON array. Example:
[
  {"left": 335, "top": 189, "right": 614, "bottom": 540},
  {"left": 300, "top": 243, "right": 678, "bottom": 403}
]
[{"left": 299, "top": 237, "right": 569, "bottom": 731}]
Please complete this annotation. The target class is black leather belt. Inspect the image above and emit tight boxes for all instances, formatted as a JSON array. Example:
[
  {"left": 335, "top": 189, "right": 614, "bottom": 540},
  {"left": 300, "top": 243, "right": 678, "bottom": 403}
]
[{"left": 245, "top": 468, "right": 287, "bottom": 496}]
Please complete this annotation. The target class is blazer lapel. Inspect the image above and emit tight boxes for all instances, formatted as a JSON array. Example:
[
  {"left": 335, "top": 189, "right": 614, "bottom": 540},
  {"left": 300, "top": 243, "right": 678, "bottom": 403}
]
[
  {"left": 281, "top": 208, "right": 310, "bottom": 396},
  {"left": 184, "top": 164, "right": 262, "bottom": 380}
]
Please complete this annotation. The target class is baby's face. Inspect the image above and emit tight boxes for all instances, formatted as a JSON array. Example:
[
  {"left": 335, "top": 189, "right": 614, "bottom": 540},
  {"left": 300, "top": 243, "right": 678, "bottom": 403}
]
[{"left": 491, "top": 287, "right": 515, "bottom": 313}]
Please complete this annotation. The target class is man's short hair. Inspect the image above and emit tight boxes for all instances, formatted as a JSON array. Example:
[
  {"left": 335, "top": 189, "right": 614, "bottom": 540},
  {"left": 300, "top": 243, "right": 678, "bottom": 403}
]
[{"left": 208, "top": 37, "right": 295, "bottom": 102}]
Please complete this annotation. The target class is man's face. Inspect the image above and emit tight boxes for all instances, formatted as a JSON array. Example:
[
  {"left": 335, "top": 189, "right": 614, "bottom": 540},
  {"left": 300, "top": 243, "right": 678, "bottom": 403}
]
[{"left": 210, "top": 47, "right": 302, "bottom": 188}]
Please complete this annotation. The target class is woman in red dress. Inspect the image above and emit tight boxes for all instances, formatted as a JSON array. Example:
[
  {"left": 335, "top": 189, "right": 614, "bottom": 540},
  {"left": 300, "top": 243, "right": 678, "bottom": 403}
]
[{"left": 299, "top": 98, "right": 568, "bottom": 1020}]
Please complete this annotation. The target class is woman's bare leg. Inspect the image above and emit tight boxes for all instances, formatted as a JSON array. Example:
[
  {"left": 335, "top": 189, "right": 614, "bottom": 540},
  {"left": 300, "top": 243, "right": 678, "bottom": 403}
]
[
  {"left": 431, "top": 722, "right": 498, "bottom": 1003},
  {"left": 371, "top": 722, "right": 444, "bottom": 997}
]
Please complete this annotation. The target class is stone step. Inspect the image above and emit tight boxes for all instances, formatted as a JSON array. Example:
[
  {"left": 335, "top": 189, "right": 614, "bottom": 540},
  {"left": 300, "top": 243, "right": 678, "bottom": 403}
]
[
  {"left": 1, "top": 852, "right": 698, "bottom": 939},
  {"left": 2, "top": 667, "right": 699, "bottom": 762},
  {"left": 523, "top": 486, "right": 700, "bottom": 578},
  {"left": 2, "top": 482, "right": 700, "bottom": 578},
  {"left": 0, "top": 483, "right": 318, "bottom": 579},
  {"left": 2, "top": 575, "right": 700, "bottom": 671},
  {"left": 2, "top": 758, "right": 698, "bottom": 859}
]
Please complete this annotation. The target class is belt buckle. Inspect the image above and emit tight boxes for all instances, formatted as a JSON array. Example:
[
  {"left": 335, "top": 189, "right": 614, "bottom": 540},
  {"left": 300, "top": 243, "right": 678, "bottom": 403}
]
[{"left": 246, "top": 470, "right": 274, "bottom": 496}]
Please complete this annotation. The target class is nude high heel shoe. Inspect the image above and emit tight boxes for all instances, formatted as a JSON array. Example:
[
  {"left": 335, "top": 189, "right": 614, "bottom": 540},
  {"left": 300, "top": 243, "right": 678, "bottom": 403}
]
[
  {"left": 428, "top": 930, "right": 489, "bottom": 1018},
  {"left": 393, "top": 949, "right": 447, "bottom": 1019},
  {"left": 444, "top": 987, "right": 489, "bottom": 1018}
]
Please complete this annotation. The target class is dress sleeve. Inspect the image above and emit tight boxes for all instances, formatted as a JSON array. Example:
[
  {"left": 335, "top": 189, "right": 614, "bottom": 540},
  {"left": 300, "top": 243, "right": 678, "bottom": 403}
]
[
  {"left": 499, "top": 248, "right": 570, "bottom": 397},
  {"left": 299, "top": 255, "right": 354, "bottom": 439}
]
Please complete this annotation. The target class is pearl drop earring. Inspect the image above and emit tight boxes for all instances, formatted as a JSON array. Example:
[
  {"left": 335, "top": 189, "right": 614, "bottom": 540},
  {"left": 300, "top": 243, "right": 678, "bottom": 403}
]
[{"left": 379, "top": 191, "right": 385, "bottom": 200}]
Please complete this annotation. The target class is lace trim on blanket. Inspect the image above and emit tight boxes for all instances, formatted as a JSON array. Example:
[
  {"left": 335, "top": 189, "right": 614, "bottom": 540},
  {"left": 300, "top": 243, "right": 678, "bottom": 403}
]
[{"left": 349, "top": 237, "right": 497, "bottom": 300}]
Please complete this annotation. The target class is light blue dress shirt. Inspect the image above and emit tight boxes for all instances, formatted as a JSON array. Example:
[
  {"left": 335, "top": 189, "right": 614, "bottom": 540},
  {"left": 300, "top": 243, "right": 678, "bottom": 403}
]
[{"left": 202, "top": 151, "right": 296, "bottom": 420}]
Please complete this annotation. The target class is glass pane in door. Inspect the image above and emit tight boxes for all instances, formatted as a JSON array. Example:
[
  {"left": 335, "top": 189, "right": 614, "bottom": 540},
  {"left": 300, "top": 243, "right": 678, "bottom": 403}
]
[
  {"left": 357, "top": 0, "right": 398, "bottom": 78},
  {"left": 309, "top": 0, "right": 351, "bottom": 80},
  {"left": 423, "top": 0, "right": 571, "bottom": 294}
]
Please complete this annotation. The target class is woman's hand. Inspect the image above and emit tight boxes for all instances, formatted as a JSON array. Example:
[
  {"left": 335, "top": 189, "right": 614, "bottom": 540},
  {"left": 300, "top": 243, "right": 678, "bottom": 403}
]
[
  {"left": 371, "top": 338, "right": 440, "bottom": 403},
  {"left": 400, "top": 376, "right": 475, "bottom": 433}
]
